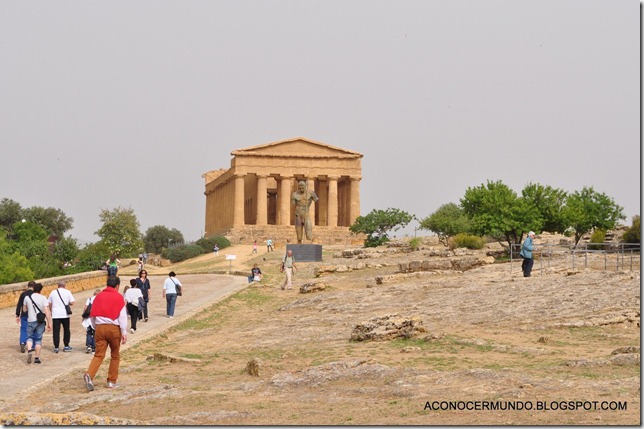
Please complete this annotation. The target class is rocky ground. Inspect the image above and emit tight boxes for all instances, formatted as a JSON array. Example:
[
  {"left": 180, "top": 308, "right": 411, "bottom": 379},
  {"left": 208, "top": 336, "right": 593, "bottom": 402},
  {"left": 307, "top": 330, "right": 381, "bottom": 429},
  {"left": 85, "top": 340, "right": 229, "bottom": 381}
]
[{"left": 0, "top": 238, "right": 640, "bottom": 425}]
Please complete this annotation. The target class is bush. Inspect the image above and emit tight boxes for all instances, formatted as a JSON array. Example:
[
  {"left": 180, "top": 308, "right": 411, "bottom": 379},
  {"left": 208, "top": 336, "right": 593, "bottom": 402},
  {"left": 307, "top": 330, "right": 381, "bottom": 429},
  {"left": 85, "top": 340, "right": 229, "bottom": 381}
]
[
  {"left": 622, "top": 215, "right": 640, "bottom": 244},
  {"left": 408, "top": 237, "right": 422, "bottom": 251},
  {"left": 195, "top": 236, "right": 231, "bottom": 253},
  {"left": 450, "top": 233, "right": 485, "bottom": 250},
  {"left": 162, "top": 244, "right": 204, "bottom": 263},
  {"left": 588, "top": 229, "right": 606, "bottom": 251}
]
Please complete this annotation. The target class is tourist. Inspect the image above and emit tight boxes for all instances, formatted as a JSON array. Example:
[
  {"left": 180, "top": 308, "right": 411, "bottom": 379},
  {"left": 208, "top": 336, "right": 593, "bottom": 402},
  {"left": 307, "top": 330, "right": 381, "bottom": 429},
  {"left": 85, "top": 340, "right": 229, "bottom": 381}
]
[
  {"left": 15, "top": 281, "right": 35, "bottom": 353},
  {"left": 162, "top": 271, "right": 182, "bottom": 318},
  {"left": 136, "top": 269, "right": 151, "bottom": 322},
  {"left": 124, "top": 279, "right": 144, "bottom": 333},
  {"left": 248, "top": 264, "right": 263, "bottom": 283},
  {"left": 48, "top": 281, "right": 75, "bottom": 353},
  {"left": 252, "top": 240, "right": 258, "bottom": 253},
  {"left": 213, "top": 244, "right": 219, "bottom": 256},
  {"left": 106, "top": 253, "right": 120, "bottom": 277},
  {"left": 24, "top": 283, "right": 52, "bottom": 364},
  {"left": 520, "top": 231, "right": 536, "bottom": 277},
  {"left": 83, "top": 276, "right": 128, "bottom": 391},
  {"left": 266, "top": 238, "right": 273, "bottom": 252},
  {"left": 82, "top": 289, "right": 101, "bottom": 353},
  {"left": 137, "top": 257, "right": 144, "bottom": 273},
  {"left": 281, "top": 249, "right": 296, "bottom": 290}
]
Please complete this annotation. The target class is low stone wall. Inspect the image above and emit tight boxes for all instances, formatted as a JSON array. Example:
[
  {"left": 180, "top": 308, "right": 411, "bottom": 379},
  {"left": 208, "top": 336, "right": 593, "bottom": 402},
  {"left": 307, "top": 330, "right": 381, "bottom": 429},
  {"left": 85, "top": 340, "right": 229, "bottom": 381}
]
[
  {"left": 212, "top": 225, "right": 365, "bottom": 247},
  {"left": 0, "top": 271, "right": 108, "bottom": 310}
]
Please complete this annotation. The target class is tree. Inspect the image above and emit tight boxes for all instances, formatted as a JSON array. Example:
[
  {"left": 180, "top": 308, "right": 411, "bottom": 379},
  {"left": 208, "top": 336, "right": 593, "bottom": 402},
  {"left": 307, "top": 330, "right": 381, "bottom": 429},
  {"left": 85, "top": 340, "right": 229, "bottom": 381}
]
[
  {"left": 0, "top": 230, "right": 34, "bottom": 284},
  {"left": 53, "top": 235, "right": 80, "bottom": 266},
  {"left": 22, "top": 206, "right": 74, "bottom": 237},
  {"left": 349, "top": 208, "right": 414, "bottom": 247},
  {"left": 95, "top": 206, "right": 144, "bottom": 257},
  {"left": 521, "top": 183, "right": 567, "bottom": 234},
  {"left": 0, "top": 198, "right": 22, "bottom": 233},
  {"left": 460, "top": 180, "right": 542, "bottom": 249},
  {"left": 418, "top": 203, "right": 470, "bottom": 246},
  {"left": 561, "top": 187, "right": 625, "bottom": 245},
  {"left": 143, "top": 225, "right": 184, "bottom": 254}
]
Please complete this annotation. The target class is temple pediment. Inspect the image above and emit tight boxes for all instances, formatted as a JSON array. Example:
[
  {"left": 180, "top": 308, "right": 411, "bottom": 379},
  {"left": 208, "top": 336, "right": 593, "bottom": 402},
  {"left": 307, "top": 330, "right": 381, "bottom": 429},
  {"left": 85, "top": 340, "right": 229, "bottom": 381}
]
[{"left": 232, "top": 137, "right": 362, "bottom": 159}]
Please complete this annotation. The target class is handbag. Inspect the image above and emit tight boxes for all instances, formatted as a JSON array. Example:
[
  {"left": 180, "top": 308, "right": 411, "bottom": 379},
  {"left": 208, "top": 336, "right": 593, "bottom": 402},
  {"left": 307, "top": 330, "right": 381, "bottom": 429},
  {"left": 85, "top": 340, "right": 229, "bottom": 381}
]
[
  {"left": 171, "top": 279, "right": 182, "bottom": 296},
  {"left": 29, "top": 296, "right": 47, "bottom": 324},
  {"left": 57, "top": 289, "right": 73, "bottom": 315}
]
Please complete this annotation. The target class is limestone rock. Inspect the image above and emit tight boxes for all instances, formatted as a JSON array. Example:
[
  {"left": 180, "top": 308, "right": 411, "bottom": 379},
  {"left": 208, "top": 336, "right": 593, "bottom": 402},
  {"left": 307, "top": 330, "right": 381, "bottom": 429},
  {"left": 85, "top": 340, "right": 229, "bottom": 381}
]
[
  {"left": 350, "top": 314, "right": 427, "bottom": 342},
  {"left": 611, "top": 346, "right": 640, "bottom": 355},
  {"left": 246, "top": 357, "right": 265, "bottom": 376},
  {"left": 300, "top": 281, "right": 327, "bottom": 294}
]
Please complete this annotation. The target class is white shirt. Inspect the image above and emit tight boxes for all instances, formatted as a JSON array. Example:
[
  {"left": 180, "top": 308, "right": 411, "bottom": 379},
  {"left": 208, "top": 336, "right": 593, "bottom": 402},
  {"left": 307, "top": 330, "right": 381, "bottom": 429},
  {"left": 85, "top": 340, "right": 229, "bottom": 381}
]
[
  {"left": 24, "top": 293, "right": 49, "bottom": 323},
  {"left": 163, "top": 277, "right": 182, "bottom": 294},
  {"left": 124, "top": 287, "right": 144, "bottom": 304},
  {"left": 48, "top": 288, "right": 75, "bottom": 319}
]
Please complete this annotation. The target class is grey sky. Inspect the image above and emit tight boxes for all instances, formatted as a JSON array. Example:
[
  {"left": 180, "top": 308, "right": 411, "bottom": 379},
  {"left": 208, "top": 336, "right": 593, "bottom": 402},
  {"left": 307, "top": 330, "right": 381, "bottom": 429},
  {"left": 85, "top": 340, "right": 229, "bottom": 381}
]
[{"left": 1, "top": 1, "right": 639, "bottom": 244}]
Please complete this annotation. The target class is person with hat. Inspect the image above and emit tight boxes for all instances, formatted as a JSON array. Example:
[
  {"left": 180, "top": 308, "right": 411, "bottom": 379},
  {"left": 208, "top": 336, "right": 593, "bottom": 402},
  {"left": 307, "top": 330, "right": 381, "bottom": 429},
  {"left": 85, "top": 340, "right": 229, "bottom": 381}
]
[
  {"left": 48, "top": 280, "right": 75, "bottom": 353},
  {"left": 520, "top": 231, "right": 536, "bottom": 277}
]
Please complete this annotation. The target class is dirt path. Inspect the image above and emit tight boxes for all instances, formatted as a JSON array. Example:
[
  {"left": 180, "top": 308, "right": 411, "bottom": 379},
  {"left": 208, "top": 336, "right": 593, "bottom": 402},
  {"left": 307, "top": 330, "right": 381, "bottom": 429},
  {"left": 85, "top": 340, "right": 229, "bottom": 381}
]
[{"left": 0, "top": 273, "right": 246, "bottom": 407}]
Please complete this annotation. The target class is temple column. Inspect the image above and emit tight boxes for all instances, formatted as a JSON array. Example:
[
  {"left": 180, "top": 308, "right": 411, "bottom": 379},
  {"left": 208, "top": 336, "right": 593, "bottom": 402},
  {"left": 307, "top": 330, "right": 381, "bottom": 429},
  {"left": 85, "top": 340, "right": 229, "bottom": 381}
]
[
  {"left": 327, "top": 176, "right": 338, "bottom": 227},
  {"left": 256, "top": 175, "right": 268, "bottom": 226},
  {"left": 278, "top": 175, "right": 292, "bottom": 226},
  {"left": 318, "top": 179, "right": 328, "bottom": 226},
  {"left": 307, "top": 178, "right": 316, "bottom": 226},
  {"left": 349, "top": 176, "right": 361, "bottom": 225},
  {"left": 233, "top": 174, "right": 245, "bottom": 227}
]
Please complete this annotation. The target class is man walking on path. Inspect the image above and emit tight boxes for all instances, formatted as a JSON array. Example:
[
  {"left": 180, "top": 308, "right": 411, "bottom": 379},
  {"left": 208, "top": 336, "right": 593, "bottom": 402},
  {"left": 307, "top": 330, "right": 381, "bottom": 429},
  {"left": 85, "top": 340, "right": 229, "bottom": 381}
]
[
  {"left": 15, "top": 281, "right": 35, "bottom": 353},
  {"left": 23, "top": 283, "right": 52, "bottom": 365},
  {"left": 84, "top": 276, "right": 128, "bottom": 391},
  {"left": 48, "top": 281, "right": 75, "bottom": 353},
  {"left": 281, "top": 249, "right": 296, "bottom": 290}
]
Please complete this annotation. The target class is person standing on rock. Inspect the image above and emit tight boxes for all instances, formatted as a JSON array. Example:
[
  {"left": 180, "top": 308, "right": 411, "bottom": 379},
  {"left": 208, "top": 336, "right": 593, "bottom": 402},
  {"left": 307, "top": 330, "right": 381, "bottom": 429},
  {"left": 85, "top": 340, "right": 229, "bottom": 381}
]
[
  {"left": 23, "top": 283, "right": 52, "bottom": 364},
  {"left": 48, "top": 281, "right": 75, "bottom": 353},
  {"left": 520, "top": 231, "right": 536, "bottom": 277},
  {"left": 15, "top": 281, "right": 35, "bottom": 353},
  {"left": 281, "top": 249, "right": 297, "bottom": 290},
  {"left": 84, "top": 276, "right": 128, "bottom": 391},
  {"left": 136, "top": 269, "right": 151, "bottom": 322},
  {"left": 163, "top": 271, "right": 182, "bottom": 318}
]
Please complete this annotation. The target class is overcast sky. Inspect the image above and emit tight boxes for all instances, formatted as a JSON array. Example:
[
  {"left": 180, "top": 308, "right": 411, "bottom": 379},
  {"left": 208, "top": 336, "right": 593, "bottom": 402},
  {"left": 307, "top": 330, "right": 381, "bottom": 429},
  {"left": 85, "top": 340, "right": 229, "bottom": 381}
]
[{"left": 0, "top": 0, "right": 639, "bottom": 244}]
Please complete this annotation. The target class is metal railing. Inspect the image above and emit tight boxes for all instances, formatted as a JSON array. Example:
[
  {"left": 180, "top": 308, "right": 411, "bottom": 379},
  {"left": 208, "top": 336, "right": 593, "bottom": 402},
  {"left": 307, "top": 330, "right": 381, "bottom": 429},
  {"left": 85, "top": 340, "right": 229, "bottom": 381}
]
[{"left": 510, "top": 242, "right": 640, "bottom": 274}]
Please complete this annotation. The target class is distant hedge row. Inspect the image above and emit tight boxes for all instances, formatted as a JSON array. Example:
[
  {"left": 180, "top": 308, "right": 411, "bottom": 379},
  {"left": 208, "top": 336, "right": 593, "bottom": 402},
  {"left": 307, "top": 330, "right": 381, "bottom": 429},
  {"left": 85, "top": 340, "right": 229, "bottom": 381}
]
[{"left": 161, "top": 236, "right": 231, "bottom": 263}]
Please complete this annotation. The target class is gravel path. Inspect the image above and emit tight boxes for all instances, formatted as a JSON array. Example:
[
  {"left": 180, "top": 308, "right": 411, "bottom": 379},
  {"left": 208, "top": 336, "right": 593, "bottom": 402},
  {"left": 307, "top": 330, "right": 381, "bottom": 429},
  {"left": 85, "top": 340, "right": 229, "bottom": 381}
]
[{"left": 0, "top": 273, "right": 246, "bottom": 408}]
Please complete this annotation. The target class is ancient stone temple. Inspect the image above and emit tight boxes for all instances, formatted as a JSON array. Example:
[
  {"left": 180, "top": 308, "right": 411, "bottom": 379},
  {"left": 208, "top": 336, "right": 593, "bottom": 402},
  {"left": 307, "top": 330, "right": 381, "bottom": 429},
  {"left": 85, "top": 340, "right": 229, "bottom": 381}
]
[{"left": 203, "top": 137, "right": 364, "bottom": 245}]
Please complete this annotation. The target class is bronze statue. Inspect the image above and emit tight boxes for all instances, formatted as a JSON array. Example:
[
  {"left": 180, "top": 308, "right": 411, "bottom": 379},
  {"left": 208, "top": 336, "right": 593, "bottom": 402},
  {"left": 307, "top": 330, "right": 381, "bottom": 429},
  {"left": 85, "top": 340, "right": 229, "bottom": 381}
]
[{"left": 291, "top": 180, "right": 319, "bottom": 243}]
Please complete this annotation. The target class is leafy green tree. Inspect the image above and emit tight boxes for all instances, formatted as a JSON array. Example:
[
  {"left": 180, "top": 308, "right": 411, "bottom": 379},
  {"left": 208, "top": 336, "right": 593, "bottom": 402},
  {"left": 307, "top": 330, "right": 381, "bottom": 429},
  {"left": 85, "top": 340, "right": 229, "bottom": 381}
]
[
  {"left": 349, "top": 208, "right": 414, "bottom": 247},
  {"left": 561, "top": 186, "right": 625, "bottom": 245},
  {"left": 521, "top": 183, "right": 568, "bottom": 234},
  {"left": 418, "top": 203, "right": 470, "bottom": 246},
  {"left": 95, "top": 206, "right": 144, "bottom": 257},
  {"left": 460, "top": 180, "right": 542, "bottom": 249},
  {"left": 195, "top": 236, "right": 231, "bottom": 253},
  {"left": 54, "top": 235, "right": 80, "bottom": 266},
  {"left": 22, "top": 206, "right": 74, "bottom": 237},
  {"left": 143, "top": 225, "right": 184, "bottom": 254},
  {"left": 622, "top": 215, "right": 640, "bottom": 244},
  {"left": 0, "top": 230, "right": 33, "bottom": 284},
  {"left": 0, "top": 198, "right": 22, "bottom": 234},
  {"left": 75, "top": 241, "right": 112, "bottom": 272}
]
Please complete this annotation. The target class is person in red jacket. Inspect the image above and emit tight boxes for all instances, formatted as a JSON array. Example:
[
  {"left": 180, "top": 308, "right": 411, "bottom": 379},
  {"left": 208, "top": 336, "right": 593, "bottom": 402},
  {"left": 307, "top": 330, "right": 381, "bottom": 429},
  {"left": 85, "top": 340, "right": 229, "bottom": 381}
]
[{"left": 83, "top": 276, "right": 128, "bottom": 391}]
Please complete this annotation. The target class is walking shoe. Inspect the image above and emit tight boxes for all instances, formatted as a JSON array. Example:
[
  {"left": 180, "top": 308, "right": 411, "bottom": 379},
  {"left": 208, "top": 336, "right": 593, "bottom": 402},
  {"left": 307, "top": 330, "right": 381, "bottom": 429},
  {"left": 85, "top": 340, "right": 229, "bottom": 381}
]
[
  {"left": 144, "top": 318, "right": 148, "bottom": 322},
  {"left": 27, "top": 351, "right": 33, "bottom": 364},
  {"left": 20, "top": 343, "right": 26, "bottom": 353},
  {"left": 84, "top": 373, "right": 94, "bottom": 392},
  {"left": 53, "top": 348, "right": 59, "bottom": 353},
  {"left": 106, "top": 381, "right": 119, "bottom": 388},
  {"left": 130, "top": 328, "right": 135, "bottom": 334},
  {"left": 63, "top": 346, "right": 73, "bottom": 352},
  {"left": 34, "top": 358, "right": 41, "bottom": 364},
  {"left": 86, "top": 346, "right": 92, "bottom": 354}
]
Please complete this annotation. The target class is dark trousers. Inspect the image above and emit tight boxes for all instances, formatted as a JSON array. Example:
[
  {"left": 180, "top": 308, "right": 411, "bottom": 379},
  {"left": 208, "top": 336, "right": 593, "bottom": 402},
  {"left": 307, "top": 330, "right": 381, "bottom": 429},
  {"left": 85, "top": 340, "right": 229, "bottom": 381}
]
[
  {"left": 86, "top": 326, "right": 95, "bottom": 349},
  {"left": 522, "top": 257, "right": 534, "bottom": 277},
  {"left": 52, "top": 317, "right": 71, "bottom": 348},
  {"left": 126, "top": 303, "right": 140, "bottom": 331},
  {"left": 142, "top": 299, "right": 149, "bottom": 319}
]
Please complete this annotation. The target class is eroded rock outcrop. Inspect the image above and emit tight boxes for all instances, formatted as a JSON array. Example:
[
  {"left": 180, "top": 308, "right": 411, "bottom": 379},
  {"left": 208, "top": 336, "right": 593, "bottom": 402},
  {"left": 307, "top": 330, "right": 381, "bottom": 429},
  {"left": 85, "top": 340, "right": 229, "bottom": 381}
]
[{"left": 350, "top": 314, "right": 426, "bottom": 341}]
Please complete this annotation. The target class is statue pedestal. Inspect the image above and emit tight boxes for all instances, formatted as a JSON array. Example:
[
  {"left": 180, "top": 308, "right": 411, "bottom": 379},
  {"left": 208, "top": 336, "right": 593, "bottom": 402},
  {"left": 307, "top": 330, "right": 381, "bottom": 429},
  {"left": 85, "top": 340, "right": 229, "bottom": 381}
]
[{"left": 286, "top": 244, "right": 322, "bottom": 262}]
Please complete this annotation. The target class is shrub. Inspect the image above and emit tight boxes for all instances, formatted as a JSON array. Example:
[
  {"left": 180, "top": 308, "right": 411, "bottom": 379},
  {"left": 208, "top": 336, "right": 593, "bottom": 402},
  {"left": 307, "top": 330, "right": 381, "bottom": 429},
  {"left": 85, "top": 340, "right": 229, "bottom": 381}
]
[
  {"left": 450, "top": 233, "right": 485, "bottom": 250},
  {"left": 622, "top": 215, "right": 640, "bottom": 244},
  {"left": 588, "top": 229, "right": 606, "bottom": 251},
  {"left": 408, "top": 237, "right": 422, "bottom": 251},
  {"left": 162, "top": 244, "right": 204, "bottom": 263},
  {"left": 195, "top": 236, "right": 231, "bottom": 253}
]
